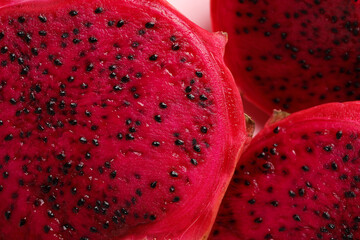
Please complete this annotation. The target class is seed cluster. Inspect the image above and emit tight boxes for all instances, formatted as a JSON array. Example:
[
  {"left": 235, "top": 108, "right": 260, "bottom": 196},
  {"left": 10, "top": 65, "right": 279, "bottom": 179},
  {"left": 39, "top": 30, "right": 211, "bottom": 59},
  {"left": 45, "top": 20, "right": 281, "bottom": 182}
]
[
  {"left": 213, "top": 120, "right": 360, "bottom": 239},
  {"left": 220, "top": 0, "right": 360, "bottom": 112}
]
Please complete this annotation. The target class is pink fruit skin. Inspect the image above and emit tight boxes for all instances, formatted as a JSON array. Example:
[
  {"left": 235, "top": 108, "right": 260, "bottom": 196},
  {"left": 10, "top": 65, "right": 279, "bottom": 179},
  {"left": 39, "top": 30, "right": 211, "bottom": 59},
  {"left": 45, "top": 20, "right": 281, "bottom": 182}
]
[
  {"left": 210, "top": 102, "right": 360, "bottom": 239},
  {"left": 211, "top": 0, "right": 360, "bottom": 114},
  {"left": 0, "top": 0, "right": 247, "bottom": 239}
]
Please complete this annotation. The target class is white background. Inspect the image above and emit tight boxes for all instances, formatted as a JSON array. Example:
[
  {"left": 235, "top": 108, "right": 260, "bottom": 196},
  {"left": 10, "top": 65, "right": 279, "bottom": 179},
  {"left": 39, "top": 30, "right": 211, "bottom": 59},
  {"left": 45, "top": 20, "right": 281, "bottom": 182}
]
[{"left": 167, "top": 0, "right": 268, "bottom": 132}]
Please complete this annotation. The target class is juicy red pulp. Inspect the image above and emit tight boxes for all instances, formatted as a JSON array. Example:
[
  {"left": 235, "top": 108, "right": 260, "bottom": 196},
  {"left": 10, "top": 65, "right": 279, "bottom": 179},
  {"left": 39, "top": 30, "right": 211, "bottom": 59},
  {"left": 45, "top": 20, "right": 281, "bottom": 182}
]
[
  {"left": 210, "top": 103, "right": 360, "bottom": 240},
  {"left": 212, "top": 0, "right": 360, "bottom": 113},
  {"left": 0, "top": 0, "right": 245, "bottom": 239}
]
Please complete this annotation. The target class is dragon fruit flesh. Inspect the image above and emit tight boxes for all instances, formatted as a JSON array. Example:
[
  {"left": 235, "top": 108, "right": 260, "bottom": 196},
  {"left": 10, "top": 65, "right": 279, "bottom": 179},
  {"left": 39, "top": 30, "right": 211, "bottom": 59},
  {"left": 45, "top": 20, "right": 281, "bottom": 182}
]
[
  {"left": 0, "top": 0, "right": 248, "bottom": 239},
  {"left": 211, "top": 0, "right": 360, "bottom": 114},
  {"left": 211, "top": 102, "right": 360, "bottom": 239}
]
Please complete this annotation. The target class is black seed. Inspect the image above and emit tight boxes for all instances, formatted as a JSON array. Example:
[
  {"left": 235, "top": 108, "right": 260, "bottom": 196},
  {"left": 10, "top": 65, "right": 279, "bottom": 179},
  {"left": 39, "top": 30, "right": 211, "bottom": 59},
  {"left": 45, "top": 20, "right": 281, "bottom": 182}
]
[
  {"left": 199, "top": 95, "right": 207, "bottom": 101},
  {"left": 56, "top": 152, "right": 66, "bottom": 160},
  {"left": 19, "top": 218, "right": 26, "bottom": 226},
  {"left": 109, "top": 72, "right": 117, "bottom": 79},
  {"left": 1, "top": 46, "right": 8, "bottom": 54},
  {"left": 293, "top": 214, "right": 301, "bottom": 221},
  {"left": 324, "top": 160, "right": 335, "bottom": 171},
  {"left": 262, "top": 163, "right": 271, "bottom": 169},
  {"left": 117, "top": 20, "right": 125, "bottom": 28},
  {"left": 248, "top": 199, "right": 256, "bottom": 204},
  {"left": 195, "top": 71, "right": 203, "bottom": 77},
  {"left": 145, "top": 22, "right": 155, "bottom": 28},
  {"left": 110, "top": 171, "right": 117, "bottom": 179},
  {"left": 187, "top": 94, "right": 195, "bottom": 100},
  {"left": 47, "top": 210, "right": 54, "bottom": 218},
  {"left": 175, "top": 139, "right": 184, "bottom": 146},
  {"left": 54, "top": 59, "right": 62, "bottom": 66},
  {"left": 4, "top": 210, "right": 11, "bottom": 220},
  {"left": 90, "top": 226, "right": 97, "bottom": 232},
  {"left": 4, "top": 134, "right": 13, "bottom": 141},
  {"left": 31, "top": 48, "right": 39, "bottom": 56},
  {"left": 323, "top": 146, "right": 332, "bottom": 152},
  {"left": 94, "top": 7, "right": 104, "bottom": 14},
  {"left": 68, "top": 119, "right": 77, "bottom": 126},
  {"left": 173, "top": 196, "right": 180, "bottom": 202},
  {"left": 88, "top": 36, "right": 98, "bottom": 43},
  {"left": 172, "top": 44, "right": 180, "bottom": 51},
  {"left": 126, "top": 134, "right": 134, "bottom": 140},
  {"left": 43, "top": 225, "right": 50, "bottom": 233},
  {"left": 346, "top": 143, "right": 353, "bottom": 150},
  {"left": 103, "top": 221, "right": 109, "bottom": 229},
  {"left": 18, "top": 16, "right": 26, "bottom": 23},
  {"left": 10, "top": 98, "right": 17, "bottom": 105},
  {"left": 335, "top": 131, "right": 343, "bottom": 140},
  {"left": 254, "top": 217, "right": 263, "bottom": 223},
  {"left": 271, "top": 201, "right": 278, "bottom": 207},
  {"left": 170, "top": 35, "right": 176, "bottom": 42},
  {"left": 149, "top": 54, "right": 158, "bottom": 61},
  {"left": 79, "top": 137, "right": 87, "bottom": 144},
  {"left": 190, "top": 159, "right": 198, "bottom": 166},
  {"left": 154, "top": 115, "right": 162, "bottom": 122},
  {"left": 19, "top": 179, "right": 24, "bottom": 186},
  {"left": 121, "top": 75, "right": 130, "bottom": 83},
  {"left": 289, "top": 190, "right": 296, "bottom": 197},
  {"left": 298, "top": 188, "right": 305, "bottom": 196},
  {"left": 113, "top": 85, "right": 122, "bottom": 91},
  {"left": 170, "top": 171, "right": 178, "bottom": 177},
  {"left": 193, "top": 144, "right": 201, "bottom": 152},
  {"left": 322, "top": 212, "right": 331, "bottom": 219},
  {"left": 67, "top": 76, "right": 75, "bottom": 82},
  {"left": 92, "top": 139, "right": 99, "bottom": 146},
  {"left": 345, "top": 191, "right": 356, "bottom": 198},
  {"left": 152, "top": 141, "right": 160, "bottom": 147},
  {"left": 117, "top": 133, "right": 123, "bottom": 140},
  {"left": 149, "top": 214, "right": 156, "bottom": 221},
  {"left": 136, "top": 189, "right": 142, "bottom": 196},
  {"left": 69, "top": 10, "right": 78, "bottom": 16},
  {"left": 273, "top": 126, "right": 280, "bottom": 134},
  {"left": 150, "top": 181, "right": 157, "bottom": 188},
  {"left": 62, "top": 33, "right": 69, "bottom": 39},
  {"left": 38, "top": 15, "right": 47, "bottom": 22},
  {"left": 159, "top": 102, "right": 167, "bottom": 109},
  {"left": 302, "top": 165, "right": 310, "bottom": 171},
  {"left": 86, "top": 63, "right": 94, "bottom": 72},
  {"left": 339, "top": 174, "right": 348, "bottom": 180}
]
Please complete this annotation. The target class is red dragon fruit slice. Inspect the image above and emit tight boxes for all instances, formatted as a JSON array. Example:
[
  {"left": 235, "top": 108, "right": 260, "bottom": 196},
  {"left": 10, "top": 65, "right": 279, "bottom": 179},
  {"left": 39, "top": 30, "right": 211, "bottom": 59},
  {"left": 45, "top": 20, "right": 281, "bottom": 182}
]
[
  {"left": 211, "top": 0, "right": 360, "bottom": 114},
  {"left": 0, "top": 0, "right": 248, "bottom": 239},
  {"left": 210, "top": 102, "right": 360, "bottom": 239}
]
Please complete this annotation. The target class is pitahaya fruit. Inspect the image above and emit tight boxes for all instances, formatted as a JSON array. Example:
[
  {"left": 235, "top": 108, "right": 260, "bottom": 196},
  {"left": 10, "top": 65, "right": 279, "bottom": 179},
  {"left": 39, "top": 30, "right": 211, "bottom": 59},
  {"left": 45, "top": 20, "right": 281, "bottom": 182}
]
[
  {"left": 211, "top": 0, "right": 360, "bottom": 114},
  {"left": 210, "top": 102, "right": 360, "bottom": 239},
  {"left": 0, "top": 0, "right": 248, "bottom": 239}
]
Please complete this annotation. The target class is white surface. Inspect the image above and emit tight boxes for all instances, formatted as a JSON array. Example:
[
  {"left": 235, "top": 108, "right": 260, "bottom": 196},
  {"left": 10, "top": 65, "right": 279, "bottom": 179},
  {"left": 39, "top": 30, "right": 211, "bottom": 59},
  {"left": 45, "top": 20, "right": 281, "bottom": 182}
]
[
  {"left": 167, "top": 0, "right": 268, "bottom": 133},
  {"left": 167, "top": 0, "right": 211, "bottom": 31}
]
